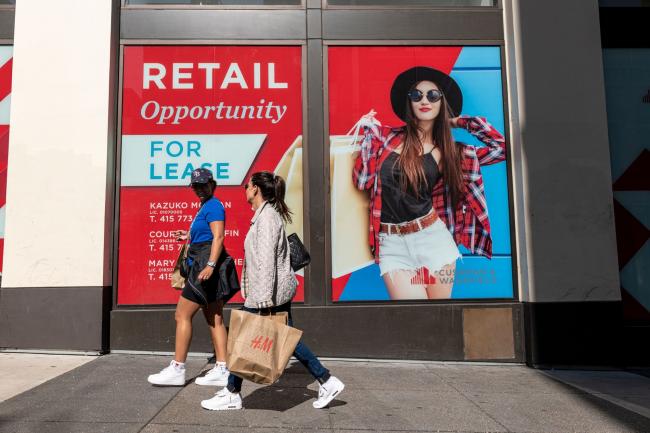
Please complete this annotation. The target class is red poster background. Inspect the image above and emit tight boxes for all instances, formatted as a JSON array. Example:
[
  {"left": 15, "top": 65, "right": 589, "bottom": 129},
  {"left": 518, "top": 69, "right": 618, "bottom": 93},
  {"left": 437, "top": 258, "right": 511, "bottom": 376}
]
[
  {"left": 118, "top": 46, "right": 303, "bottom": 305},
  {"left": 328, "top": 46, "right": 462, "bottom": 134}
]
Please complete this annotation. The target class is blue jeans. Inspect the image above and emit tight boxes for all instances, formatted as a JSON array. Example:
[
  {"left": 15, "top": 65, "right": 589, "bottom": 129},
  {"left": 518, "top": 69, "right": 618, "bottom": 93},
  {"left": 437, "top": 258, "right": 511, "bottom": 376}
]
[{"left": 227, "top": 302, "right": 330, "bottom": 393}]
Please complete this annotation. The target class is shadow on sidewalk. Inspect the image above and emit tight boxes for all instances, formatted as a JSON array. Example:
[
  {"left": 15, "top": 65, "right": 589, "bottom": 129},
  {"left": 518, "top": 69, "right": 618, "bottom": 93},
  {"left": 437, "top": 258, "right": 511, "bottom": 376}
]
[
  {"left": 541, "top": 371, "right": 650, "bottom": 432},
  {"left": 241, "top": 363, "right": 347, "bottom": 411}
]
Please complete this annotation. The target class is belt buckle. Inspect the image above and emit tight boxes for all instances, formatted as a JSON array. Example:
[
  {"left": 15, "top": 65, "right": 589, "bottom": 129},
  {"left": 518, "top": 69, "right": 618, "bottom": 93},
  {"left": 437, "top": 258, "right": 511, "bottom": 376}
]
[{"left": 395, "top": 224, "right": 401, "bottom": 236}]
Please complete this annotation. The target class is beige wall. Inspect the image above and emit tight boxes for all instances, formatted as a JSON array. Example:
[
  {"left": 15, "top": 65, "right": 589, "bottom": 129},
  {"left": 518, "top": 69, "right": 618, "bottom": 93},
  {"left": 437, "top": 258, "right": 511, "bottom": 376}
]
[{"left": 2, "top": 1, "right": 115, "bottom": 288}]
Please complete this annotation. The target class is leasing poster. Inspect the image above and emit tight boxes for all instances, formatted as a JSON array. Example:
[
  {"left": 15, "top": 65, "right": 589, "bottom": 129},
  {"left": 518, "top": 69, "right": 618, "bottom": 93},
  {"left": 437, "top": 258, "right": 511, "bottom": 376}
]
[
  {"left": 117, "top": 46, "right": 303, "bottom": 305},
  {"left": 328, "top": 46, "right": 514, "bottom": 301}
]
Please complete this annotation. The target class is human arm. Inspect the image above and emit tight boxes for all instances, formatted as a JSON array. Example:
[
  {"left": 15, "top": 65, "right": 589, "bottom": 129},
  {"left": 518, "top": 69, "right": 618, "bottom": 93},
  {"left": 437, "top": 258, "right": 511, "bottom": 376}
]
[
  {"left": 249, "top": 212, "right": 282, "bottom": 309},
  {"left": 352, "top": 110, "right": 385, "bottom": 190},
  {"left": 197, "top": 220, "right": 224, "bottom": 281},
  {"left": 452, "top": 116, "right": 506, "bottom": 166}
]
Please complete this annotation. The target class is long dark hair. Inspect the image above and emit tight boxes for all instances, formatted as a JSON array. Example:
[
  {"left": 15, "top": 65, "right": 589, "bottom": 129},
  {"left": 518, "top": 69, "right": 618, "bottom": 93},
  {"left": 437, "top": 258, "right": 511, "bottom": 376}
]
[
  {"left": 250, "top": 171, "right": 293, "bottom": 224},
  {"left": 400, "top": 82, "right": 464, "bottom": 209}
]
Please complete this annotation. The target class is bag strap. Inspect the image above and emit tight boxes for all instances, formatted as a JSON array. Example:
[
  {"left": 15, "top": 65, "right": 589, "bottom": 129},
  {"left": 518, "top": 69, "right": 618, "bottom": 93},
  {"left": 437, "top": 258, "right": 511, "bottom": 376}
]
[
  {"left": 344, "top": 118, "right": 364, "bottom": 151},
  {"left": 344, "top": 113, "right": 382, "bottom": 151}
]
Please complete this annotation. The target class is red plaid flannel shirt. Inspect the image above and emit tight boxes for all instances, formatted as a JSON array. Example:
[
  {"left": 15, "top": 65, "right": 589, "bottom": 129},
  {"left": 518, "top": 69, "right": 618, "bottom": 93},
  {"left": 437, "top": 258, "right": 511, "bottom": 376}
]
[{"left": 352, "top": 116, "right": 506, "bottom": 263}]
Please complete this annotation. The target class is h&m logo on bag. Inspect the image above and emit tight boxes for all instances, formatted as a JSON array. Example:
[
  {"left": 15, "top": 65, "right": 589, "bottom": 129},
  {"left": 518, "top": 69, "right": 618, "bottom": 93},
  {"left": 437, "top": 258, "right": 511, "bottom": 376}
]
[{"left": 250, "top": 335, "right": 274, "bottom": 353}]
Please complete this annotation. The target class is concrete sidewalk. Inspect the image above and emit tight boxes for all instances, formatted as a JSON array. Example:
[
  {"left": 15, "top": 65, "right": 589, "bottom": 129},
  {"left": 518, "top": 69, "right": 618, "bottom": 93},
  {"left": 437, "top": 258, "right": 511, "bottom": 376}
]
[
  {"left": 0, "top": 354, "right": 649, "bottom": 432},
  {"left": 0, "top": 353, "right": 96, "bottom": 403}
]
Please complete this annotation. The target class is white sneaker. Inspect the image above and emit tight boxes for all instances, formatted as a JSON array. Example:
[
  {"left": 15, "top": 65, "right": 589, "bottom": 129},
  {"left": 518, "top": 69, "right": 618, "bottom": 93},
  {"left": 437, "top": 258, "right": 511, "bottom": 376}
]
[
  {"left": 313, "top": 376, "right": 345, "bottom": 409},
  {"left": 195, "top": 364, "right": 229, "bottom": 386},
  {"left": 147, "top": 361, "right": 186, "bottom": 386},
  {"left": 201, "top": 388, "right": 243, "bottom": 411}
]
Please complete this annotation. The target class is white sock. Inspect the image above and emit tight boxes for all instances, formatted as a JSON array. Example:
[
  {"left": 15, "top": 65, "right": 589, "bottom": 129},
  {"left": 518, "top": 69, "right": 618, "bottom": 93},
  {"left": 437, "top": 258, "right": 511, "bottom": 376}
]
[
  {"left": 216, "top": 361, "right": 227, "bottom": 368},
  {"left": 172, "top": 360, "right": 185, "bottom": 369}
]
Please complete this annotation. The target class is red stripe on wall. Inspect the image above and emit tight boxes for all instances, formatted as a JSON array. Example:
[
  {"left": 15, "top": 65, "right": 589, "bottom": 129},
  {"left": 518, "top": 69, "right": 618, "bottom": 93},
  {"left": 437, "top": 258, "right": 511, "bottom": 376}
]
[
  {"left": 0, "top": 126, "right": 9, "bottom": 171},
  {"left": 0, "top": 58, "right": 12, "bottom": 102},
  {"left": 0, "top": 126, "right": 7, "bottom": 208}
]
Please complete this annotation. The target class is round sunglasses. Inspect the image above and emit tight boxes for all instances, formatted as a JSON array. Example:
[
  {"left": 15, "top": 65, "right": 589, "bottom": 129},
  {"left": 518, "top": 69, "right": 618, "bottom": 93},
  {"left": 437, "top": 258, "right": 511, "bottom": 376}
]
[{"left": 407, "top": 89, "right": 443, "bottom": 103}]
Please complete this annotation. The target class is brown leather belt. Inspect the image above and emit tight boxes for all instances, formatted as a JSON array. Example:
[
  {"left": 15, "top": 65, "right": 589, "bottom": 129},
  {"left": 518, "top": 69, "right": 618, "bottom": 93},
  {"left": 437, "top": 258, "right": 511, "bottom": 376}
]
[{"left": 379, "top": 210, "right": 438, "bottom": 236}]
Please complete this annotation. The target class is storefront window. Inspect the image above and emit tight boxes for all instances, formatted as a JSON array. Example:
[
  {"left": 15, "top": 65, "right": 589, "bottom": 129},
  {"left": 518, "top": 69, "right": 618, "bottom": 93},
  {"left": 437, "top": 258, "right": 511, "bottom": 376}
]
[
  {"left": 327, "top": 46, "right": 513, "bottom": 302},
  {"left": 117, "top": 46, "right": 304, "bottom": 305},
  {"left": 602, "top": 48, "right": 650, "bottom": 322},
  {"left": 125, "top": 0, "right": 302, "bottom": 5},
  {"left": 327, "top": 0, "right": 496, "bottom": 6}
]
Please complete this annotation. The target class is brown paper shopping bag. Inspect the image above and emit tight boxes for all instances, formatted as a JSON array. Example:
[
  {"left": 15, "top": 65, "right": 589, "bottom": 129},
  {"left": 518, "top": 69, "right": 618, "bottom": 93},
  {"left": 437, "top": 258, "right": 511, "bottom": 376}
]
[
  {"left": 170, "top": 243, "right": 189, "bottom": 290},
  {"left": 227, "top": 310, "right": 302, "bottom": 385},
  {"left": 274, "top": 136, "right": 304, "bottom": 258},
  {"left": 329, "top": 125, "right": 374, "bottom": 278}
]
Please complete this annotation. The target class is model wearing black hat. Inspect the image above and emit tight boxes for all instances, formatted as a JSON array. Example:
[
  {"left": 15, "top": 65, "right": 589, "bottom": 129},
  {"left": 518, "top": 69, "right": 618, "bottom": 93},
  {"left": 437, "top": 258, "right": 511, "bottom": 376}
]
[
  {"left": 353, "top": 66, "right": 506, "bottom": 300},
  {"left": 148, "top": 167, "right": 239, "bottom": 388}
]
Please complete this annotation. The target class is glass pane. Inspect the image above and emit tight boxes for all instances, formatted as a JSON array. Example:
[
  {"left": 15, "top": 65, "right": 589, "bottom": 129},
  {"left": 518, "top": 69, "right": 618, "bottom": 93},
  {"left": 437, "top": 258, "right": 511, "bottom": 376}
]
[
  {"left": 126, "top": 0, "right": 301, "bottom": 5},
  {"left": 117, "top": 46, "right": 304, "bottom": 305},
  {"left": 327, "top": 46, "right": 513, "bottom": 302},
  {"left": 602, "top": 48, "right": 650, "bottom": 322},
  {"left": 328, "top": 0, "right": 496, "bottom": 6}
]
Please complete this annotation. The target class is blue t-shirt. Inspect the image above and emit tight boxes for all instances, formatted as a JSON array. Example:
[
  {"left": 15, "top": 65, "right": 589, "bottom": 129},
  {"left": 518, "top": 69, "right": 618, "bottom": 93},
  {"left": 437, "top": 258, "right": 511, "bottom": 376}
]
[{"left": 190, "top": 197, "right": 225, "bottom": 244}]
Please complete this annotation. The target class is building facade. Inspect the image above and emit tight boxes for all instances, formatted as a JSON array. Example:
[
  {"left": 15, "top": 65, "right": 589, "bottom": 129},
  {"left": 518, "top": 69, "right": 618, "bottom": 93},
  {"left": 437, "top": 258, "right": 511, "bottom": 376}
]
[{"left": 0, "top": 0, "right": 645, "bottom": 366}]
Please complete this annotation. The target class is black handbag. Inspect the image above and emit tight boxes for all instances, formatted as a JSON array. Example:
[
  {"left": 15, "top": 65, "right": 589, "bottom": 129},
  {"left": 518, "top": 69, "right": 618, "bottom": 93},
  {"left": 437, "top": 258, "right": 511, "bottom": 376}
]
[{"left": 288, "top": 233, "right": 310, "bottom": 271}]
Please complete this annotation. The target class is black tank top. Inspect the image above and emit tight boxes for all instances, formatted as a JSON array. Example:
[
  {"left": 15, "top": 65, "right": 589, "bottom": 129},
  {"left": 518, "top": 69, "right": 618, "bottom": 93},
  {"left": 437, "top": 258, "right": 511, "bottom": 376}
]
[{"left": 380, "top": 150, "right": 441, "bottom": 224}]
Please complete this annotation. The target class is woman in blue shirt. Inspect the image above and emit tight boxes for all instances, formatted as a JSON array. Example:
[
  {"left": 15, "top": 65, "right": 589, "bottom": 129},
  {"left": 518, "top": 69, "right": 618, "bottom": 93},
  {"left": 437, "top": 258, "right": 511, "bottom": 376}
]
[{"left": 148, "top": 168, "right": 238, "bottom": 388}]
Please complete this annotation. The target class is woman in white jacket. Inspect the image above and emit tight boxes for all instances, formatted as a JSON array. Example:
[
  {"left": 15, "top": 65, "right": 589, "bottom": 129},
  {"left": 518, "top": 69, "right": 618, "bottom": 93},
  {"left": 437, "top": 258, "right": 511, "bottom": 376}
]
[{"left": 201, "top": 171, "right": 345, "bottom": 411}]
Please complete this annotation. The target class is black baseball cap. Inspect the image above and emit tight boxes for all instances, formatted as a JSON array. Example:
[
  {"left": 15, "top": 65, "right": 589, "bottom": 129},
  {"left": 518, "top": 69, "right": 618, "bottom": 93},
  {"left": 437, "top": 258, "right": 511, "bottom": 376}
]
[{"left": 189, "top": 168, "right": 214, "bottom": 186}]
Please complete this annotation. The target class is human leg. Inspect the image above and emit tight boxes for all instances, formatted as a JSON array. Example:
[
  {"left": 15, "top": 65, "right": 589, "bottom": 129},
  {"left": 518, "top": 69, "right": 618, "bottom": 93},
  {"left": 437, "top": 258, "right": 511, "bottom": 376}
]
[
  {"left": 195, "top": 300, "right": 230, "bottom": 386},
  {"left": 382, "top": 270, "right": 428, "bottom": 299},
  {"left": 279, "top": 304, "right": 344, "bottom": 409},
  {"left": 147, "top": 295, "right": 200, "bottom": 386},
  {"left": 201, "top": 300, "right": 227, "bottom": 362},
  {"left": 425, "top": 263, "right": 456, "bottom": 299},
  {"left": 174, "top": 295, "right": 202, "bottom": 362}
]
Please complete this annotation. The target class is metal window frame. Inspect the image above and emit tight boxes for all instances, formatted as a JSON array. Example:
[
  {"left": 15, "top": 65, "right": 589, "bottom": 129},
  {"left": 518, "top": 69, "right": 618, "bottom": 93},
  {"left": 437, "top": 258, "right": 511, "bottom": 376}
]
[
  {"left": 0, "top": 7, "right": 14, "bottom": 40},
  {"left": 319, "top": 39, "right": 518, "bottom": 306},
  {"left": 112, "top": 6, "right": 516, "bottom": 310},
  {"left": 121, "top": 0, "right": 305, "bottom": 9},
  {"left": 111, "top": 40, "right": 308, "bottom": 310},
  {"left": 323, "top": 0, "right": 501, "bottom": 9}
]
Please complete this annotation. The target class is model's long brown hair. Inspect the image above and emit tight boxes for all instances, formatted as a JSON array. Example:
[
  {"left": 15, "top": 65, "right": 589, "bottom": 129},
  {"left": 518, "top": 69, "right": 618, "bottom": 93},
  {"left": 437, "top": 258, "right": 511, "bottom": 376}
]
[{"left": 399, "top": 83, "right": 465, "bottom": 209}]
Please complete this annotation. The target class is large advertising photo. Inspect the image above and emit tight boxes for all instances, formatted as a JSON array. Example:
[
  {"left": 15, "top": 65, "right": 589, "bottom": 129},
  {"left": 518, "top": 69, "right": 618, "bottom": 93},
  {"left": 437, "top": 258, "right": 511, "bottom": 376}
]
[
  {"left": 117, "top": 46, "right": 304, "bottom": 305},
  {"left": 328, "top": 46, "right": 514, "bottom": 302}
]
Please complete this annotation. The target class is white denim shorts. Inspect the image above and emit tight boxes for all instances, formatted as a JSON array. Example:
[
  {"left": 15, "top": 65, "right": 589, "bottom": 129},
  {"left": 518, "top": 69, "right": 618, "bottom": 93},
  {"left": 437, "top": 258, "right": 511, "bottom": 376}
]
[{"left": 378, "top": 218, "right": 461, "bottom": 276}]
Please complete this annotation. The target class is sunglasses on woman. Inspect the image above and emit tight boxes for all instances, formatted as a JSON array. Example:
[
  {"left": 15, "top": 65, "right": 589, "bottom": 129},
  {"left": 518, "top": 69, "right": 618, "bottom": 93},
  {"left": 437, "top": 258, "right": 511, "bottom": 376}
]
[{"left": 407, "top": 89, "right": 443, "bottom": 103}]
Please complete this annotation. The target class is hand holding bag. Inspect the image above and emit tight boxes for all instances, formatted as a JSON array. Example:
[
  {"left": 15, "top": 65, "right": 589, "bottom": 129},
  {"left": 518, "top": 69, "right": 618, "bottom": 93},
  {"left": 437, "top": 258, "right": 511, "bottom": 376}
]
[
  {"left": 171, "top": 243, "right": 189, "bottom": 290},
  {"left": 227, "top": 310, "right": 302, "bottom": 385}
]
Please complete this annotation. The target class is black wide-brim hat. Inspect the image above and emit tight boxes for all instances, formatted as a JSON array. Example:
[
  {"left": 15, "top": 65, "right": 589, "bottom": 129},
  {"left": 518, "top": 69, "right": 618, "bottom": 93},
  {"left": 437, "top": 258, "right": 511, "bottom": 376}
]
[{"left": 390, "top": 66, "right": 463, "bottom": 122}]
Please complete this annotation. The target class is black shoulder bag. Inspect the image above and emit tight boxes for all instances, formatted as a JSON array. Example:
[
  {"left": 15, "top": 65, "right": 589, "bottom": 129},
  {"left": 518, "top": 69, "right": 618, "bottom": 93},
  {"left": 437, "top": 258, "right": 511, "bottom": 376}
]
[{"left": 287, "top": 233, "right": 311, "bottom": 271}]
